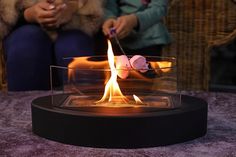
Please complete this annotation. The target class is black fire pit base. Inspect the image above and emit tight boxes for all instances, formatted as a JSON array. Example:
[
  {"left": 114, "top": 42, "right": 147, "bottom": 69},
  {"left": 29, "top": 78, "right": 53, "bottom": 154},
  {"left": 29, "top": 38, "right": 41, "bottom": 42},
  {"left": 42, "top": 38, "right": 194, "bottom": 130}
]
[{"left": 31, "top": 94, "right": 207, "bottom": 148}]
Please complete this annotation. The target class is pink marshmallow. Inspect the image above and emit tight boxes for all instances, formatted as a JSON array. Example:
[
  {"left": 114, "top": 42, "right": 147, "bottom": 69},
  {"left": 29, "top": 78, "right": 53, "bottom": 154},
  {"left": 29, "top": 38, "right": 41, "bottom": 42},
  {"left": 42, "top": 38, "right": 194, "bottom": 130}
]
[
  {"left": 116, "top": 55, "right": 131, "bottom": 79},
  {"left": 130, "top": 55, "right": 149, "bottom": 73}
]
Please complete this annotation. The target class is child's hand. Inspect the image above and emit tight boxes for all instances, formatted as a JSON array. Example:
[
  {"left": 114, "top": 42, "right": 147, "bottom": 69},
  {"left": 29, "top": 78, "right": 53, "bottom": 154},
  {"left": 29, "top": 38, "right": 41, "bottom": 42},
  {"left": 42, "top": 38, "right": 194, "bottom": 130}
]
[
  {"left": 102, "top": 18, "right": 117, "bottom": 38},
  {"left": 114, "top": 14, "right": 138, "bottom": 39}
]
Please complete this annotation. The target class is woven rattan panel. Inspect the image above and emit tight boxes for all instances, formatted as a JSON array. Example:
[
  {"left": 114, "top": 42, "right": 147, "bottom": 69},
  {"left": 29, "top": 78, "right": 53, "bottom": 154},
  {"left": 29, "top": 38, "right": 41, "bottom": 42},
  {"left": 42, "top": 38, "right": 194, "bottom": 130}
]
[
  {"left": 0, "top": 41, "right": 7, "bottom": 91},
  {"left": 164, "top": 0, "right": 236, "bottom": 90}
]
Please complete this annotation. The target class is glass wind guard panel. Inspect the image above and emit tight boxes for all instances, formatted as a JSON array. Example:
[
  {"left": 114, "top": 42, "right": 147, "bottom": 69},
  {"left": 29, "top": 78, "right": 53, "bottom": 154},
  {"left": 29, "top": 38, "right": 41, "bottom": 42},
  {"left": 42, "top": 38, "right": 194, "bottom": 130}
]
[{"left": 50, "top": 56, "right": 181, "bottom": 109}]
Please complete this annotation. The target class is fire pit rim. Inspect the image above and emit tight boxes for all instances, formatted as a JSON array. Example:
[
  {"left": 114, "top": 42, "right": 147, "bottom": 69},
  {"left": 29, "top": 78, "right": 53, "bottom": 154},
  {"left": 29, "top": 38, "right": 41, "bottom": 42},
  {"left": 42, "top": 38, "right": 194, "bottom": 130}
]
[{"left": 32, "top": 94, "right": 206, "bottom": 118}]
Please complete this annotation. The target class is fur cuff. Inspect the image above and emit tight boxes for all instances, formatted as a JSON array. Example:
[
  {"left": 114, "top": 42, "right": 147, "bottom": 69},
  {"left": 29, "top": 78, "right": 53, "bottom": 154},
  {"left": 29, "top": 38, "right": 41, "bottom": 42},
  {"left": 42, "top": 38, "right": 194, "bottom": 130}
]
[{"left": 0, "top": 0, "right": 20, "bottom": 39}]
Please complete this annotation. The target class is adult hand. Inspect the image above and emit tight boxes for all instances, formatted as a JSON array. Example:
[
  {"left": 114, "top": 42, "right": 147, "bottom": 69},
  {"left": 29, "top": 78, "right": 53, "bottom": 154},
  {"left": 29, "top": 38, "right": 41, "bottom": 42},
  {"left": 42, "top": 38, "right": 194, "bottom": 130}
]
[
  {"left": 24, "top": 1, "right": 66, "bottom": 29},
  {"left": 56, "top": 0, "right": 78, "bottom": 26},
  {"left": 78, "top": 0, "right": 88, "bottom": 8},
  {"left": 114, "top": 14, "right": 138, "bottom": 39}
]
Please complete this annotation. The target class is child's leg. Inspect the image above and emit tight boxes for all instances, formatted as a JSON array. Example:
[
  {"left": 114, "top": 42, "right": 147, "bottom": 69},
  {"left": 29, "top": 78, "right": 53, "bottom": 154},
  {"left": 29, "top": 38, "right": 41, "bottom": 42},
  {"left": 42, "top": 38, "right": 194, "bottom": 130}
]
[
  {"left": 4, "top": 25, "right": 53, "bottom": 91},
  {"left": 54, "top": 29, "right": 94, "bottom": 66}
]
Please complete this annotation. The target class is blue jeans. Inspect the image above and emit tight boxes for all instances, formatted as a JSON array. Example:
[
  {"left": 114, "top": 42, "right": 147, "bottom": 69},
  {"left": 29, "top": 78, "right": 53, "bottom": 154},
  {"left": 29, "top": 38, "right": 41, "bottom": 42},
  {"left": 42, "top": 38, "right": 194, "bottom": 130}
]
[{"left": 4, "top": 25, "right": 94, "bottom": 91}]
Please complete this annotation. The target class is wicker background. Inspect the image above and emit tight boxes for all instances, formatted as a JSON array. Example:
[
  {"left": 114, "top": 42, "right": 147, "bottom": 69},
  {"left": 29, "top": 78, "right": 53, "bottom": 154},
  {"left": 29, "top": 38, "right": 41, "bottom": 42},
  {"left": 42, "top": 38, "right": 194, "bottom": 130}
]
[
  {"left": 0, "top": 42, "right": 6, "bottom": 91},
  {"left": 164, "top": 0, "right": 236, "bottom": 90}
]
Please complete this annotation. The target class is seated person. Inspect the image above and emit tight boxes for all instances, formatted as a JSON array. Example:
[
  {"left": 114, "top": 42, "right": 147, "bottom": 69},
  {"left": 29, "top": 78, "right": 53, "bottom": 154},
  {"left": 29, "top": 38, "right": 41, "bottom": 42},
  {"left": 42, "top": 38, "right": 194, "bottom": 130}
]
[
  {"left": 1, "top": 0, "right": 104, "bottom": 91},
  {"left": 102, "top": 0, "right": 171, "bottom": 56}
]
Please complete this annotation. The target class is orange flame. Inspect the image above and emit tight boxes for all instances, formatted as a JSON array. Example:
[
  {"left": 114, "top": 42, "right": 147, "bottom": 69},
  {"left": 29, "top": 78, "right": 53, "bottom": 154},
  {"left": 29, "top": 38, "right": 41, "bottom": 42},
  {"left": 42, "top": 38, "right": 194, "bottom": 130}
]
[
  {"left": 150, "top": 61, "right": 172, "bottom": 73},
  {"left": 96, "top": 40, "right": 127, "bottom": 104},
  {"left": 133, "top": 95, "right": 143, "bottom": 104},
  {"left": 68, "top": 57, "right": 109, "bottom": 81}
]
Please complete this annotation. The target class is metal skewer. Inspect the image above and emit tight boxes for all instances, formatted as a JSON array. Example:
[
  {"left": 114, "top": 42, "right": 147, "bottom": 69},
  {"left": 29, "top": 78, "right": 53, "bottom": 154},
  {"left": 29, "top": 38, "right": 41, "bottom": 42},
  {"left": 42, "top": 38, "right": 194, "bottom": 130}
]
[
  {"left": 109, "top": 27, "right": 135, "bottom": 70},
  {"left": 110, "top": 28, "right": 127, "bottom": 56}
]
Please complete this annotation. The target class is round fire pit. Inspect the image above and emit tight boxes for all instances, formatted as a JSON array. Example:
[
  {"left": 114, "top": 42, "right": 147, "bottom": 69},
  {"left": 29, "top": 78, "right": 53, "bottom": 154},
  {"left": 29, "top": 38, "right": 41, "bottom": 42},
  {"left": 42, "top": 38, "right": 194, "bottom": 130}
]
[{"left": 31, "top": 94, "right": 207, "bottom": 148}]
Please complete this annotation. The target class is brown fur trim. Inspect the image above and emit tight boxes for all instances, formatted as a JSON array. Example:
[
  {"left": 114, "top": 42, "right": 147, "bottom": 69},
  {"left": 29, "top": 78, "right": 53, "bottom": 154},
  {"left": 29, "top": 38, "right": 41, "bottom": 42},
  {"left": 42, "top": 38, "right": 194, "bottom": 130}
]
[
  {"left": 0, "top": 0, "right": 18, "bottom": 24},
  {"left": 0, "top": 0, "right": 105, "bottom": 39},
  {"left": 63, "top": 0, "right": 105, "bottom": 36},
  {"left": 0, "top": 0, "right": 19, "bottom": 39}
]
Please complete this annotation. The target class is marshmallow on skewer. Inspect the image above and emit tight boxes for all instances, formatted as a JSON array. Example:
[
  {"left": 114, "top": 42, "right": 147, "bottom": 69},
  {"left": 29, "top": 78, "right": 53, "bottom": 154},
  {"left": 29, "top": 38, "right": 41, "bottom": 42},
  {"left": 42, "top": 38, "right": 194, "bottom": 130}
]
[
  {"left": 116, "top": 55, "right": 131, "bottom": 79},
  {"left": 130, "top": 55, "right": 149, "bottom": 73}
]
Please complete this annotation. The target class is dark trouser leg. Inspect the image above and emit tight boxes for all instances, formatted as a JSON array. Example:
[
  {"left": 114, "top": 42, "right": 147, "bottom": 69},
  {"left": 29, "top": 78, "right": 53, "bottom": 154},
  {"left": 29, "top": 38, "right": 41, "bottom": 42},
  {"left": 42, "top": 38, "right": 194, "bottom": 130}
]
[
  {"left": 55, "top": 29, "right": 94, "bottom": 66},
  {"left": 4, "top": 25, "right": 53, "bottom": 91},
  {"left": 54, "top": 30, "right": 94, "bottom": 87},
  {"left": 93, "top": 29, "right": 108, "bottom": 56}
]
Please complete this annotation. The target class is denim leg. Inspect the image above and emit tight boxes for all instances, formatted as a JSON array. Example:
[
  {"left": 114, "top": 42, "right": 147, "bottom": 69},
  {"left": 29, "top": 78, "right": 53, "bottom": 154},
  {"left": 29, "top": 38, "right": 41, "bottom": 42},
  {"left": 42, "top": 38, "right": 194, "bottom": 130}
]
[
  {"left": 55, "top": 30, "right": 94, "bottom": 66},
  {"left": 4, "top": 25, "right": 53, "bottom": 91}
]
